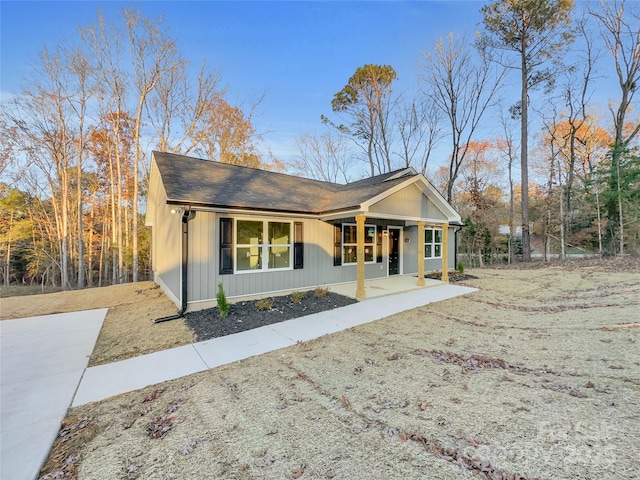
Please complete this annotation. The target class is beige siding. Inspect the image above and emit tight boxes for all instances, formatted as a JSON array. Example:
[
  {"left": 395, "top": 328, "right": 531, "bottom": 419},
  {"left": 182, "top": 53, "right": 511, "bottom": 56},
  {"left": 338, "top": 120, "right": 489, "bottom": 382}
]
[
  {"left": 369, "top": 184, "right": 448, "bottom": 221},
  {"left": 150, "top": 169, "right": 182, "bottom": 305}
]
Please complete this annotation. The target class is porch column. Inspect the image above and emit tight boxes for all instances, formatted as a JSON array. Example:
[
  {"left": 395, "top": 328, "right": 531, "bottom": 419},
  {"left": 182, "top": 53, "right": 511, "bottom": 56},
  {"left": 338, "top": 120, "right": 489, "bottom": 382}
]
[
  {"left": 441, "top": 222, "right": 449, "bottom": 283},
  {"left": 356, "top": 214, "right": 366, "bottom": 300},
  {"left": 417, "top": 221, "right": 425, "bottom": 286}
]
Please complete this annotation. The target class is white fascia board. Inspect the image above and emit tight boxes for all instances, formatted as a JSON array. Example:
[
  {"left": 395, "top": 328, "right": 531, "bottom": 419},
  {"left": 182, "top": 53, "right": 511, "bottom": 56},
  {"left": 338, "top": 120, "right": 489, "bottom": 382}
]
[
  {"left": 364, "top": 212, "right": 455, "bottom": 224},
  {"left": 318, "top": 209, "right": 365, "bottom": 221},
  {"left": 185, "top": 206, "right": 320, "bottom": 219}
]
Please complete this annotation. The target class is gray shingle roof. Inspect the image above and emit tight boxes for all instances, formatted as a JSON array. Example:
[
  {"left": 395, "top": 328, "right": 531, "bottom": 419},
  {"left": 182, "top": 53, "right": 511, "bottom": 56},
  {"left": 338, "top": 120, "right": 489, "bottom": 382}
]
[{"left": 153, "top": 151, "right": 417, "bottom": 215}]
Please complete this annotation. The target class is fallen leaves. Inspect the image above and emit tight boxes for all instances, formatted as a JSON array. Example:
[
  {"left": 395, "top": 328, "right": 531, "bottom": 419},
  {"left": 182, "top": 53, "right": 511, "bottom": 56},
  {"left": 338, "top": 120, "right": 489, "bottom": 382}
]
[
  {"left": 428, "top": 350, "right": 552, "bottom": 375},
  {"left": 38, "top": 416, "right": 99, "bottom": 480},
  {"left": 405, "top": 431, "right": 539, "bottom": 480},
  {"left": 142, "top": 388, "right": 165, "bottom": 403},
  {"left": 147, "top": 415, "right": 179, "bottom": 439}
]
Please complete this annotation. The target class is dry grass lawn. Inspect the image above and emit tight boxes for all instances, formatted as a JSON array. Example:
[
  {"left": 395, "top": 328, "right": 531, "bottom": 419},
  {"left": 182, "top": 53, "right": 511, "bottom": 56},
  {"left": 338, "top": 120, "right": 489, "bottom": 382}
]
[{"left": 6, "top": 259, "right": 639, "bottom": 479}]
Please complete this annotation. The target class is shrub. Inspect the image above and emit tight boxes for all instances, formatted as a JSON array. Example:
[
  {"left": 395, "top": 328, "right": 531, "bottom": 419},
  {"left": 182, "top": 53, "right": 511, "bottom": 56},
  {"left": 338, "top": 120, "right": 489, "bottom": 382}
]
[
  {"left": 217, "top": 283, "right": 230, "bottom": 318},
  {"left": 255, "top": 298, "right": 274, "bottom": 311},
  {"left": 457, "top": 261, "right": 465, "bottom": 275},
  {"left": 314, "top": 286, "right": 330, "bottom": 298},
  {"left": 291, "top": 291, "right": 306, "bottom": 303}
]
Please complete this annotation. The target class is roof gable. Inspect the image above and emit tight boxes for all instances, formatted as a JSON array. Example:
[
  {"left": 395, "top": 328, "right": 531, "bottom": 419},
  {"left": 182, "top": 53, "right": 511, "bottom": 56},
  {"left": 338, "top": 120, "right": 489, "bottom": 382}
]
[{"left": 151, "top": 151, "right": 459, "bottom": 221}]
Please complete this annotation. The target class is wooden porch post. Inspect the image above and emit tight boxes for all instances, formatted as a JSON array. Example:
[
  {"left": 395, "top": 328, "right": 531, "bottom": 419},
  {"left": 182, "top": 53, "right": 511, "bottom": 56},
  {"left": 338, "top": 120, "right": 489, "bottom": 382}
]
[
  {"left": 356, "top": 214, "right": 366, "bottom": 300},
  {"left": 441, "top": 222, "right": 449, "bottom": 283},
  {"left": 417, "top": 221, "right": 425, "bottom": 286}
]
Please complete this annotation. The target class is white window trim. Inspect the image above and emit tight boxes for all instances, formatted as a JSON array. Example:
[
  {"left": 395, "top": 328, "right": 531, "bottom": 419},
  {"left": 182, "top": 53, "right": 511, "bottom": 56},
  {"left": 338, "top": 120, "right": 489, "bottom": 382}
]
[
  {"left": 342, "top": 223, "right": 377, "bottom": 265},
  {"left": 424, "top": 227, "right": 443, "bottom": 259},
  {"left": 234, "top": 218, "right": 293, "bottom": 273}
]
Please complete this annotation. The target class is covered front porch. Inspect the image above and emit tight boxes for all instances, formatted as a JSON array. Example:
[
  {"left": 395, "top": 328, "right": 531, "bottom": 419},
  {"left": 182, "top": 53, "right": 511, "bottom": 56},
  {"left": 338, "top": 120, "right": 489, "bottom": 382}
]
[{"left": 346, "top": 213, "right": 451, "bottom": 300}]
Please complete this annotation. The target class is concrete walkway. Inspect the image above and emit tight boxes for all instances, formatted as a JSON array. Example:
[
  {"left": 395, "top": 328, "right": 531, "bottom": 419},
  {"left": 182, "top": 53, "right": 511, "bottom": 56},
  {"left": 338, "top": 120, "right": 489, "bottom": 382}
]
[
  {"left": 0, "top": 309, "right": 107, "bottom": 480},
  {"left": 73, "top": 283, "right": 477, "bottom": 407}
]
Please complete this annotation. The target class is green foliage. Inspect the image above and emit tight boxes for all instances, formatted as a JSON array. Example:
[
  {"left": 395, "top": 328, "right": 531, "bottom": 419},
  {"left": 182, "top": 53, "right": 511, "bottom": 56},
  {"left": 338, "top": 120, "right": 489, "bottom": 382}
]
[
  {"left": 217, "top": 283, "right": 230, "bottom": 318},
  {"left": 481, "top": 0, "right": 575, "bottom": 53},
  {"left": 291, "top": 291, "right": 306, "bottom": 304},
  {"left": 314, "top": 286, "right": 330, "bottom": 298},
  {"left": 600, "top": 146, "right": 640, "bottom": 254},
  {"left": 457, "top": 262, "right": 465, "bottom": 274},
  {"left": 254, "top": 297, "right": 273, "bottom": 311},
  {"left": 325, "top": 64, "right": 398, "bottom": 176}
]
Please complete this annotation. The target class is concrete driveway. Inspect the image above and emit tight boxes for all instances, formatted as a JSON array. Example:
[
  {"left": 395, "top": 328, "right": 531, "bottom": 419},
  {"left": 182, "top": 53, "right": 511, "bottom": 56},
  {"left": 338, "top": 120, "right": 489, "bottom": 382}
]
[{"left": 0, "top": 309, "right": 107, "bottom": 480}]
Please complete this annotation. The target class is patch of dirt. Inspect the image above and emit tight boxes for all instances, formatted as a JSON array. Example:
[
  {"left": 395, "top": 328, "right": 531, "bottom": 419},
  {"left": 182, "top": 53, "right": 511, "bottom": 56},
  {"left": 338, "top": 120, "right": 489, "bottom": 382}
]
[
  {"left": 35, "top": 259, "right": 640, "bottom": 480},
  {"left": 185, "top": 291, "right": 357, "bottom": 342}
]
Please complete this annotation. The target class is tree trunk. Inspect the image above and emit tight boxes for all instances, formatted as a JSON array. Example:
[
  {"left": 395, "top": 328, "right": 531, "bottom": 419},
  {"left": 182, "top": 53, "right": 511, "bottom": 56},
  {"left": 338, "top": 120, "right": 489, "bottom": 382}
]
[
  {"left": 559, "top": 187, "right": 565, "bottom": 260},
  {"left": 76, "top": 151, "right": 85, "bottom": 289},
  {"left": 520, "top": 54, "right": 531, "bottom": 262},
  {"left": 617, "top": 156, "right": 624, "bottom": 255}
]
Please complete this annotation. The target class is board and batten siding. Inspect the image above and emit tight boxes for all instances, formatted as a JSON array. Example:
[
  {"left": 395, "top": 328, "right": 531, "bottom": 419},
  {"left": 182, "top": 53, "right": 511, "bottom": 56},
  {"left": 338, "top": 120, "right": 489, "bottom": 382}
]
[
  {"left": 148, "top": 163, "right": 182, "bottom": 305},
  {"left": 402, "top": 225, "right": 457, "bottom": 274},
  {"left": 186, "top": 212, "right": 387, "bottom": 304},
  {"left": 369, "top": 184, "right": 447, "bottom": 221}
]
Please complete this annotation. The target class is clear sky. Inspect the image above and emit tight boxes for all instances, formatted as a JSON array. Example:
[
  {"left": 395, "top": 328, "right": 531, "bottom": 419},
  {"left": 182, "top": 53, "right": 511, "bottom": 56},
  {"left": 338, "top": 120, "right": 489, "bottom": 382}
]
[
  {"left": 0, "top": 0, "right": 628, "bottom": 173},
  {"left": 0, "top": 1, "right": 488, "bottom": 163}
]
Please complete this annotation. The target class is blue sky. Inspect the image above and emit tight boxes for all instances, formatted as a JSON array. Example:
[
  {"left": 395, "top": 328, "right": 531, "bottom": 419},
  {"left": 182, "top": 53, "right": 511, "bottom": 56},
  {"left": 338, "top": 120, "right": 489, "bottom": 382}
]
[
  {"left": 0, "top": 1, "right": 629, "bottom": 174},
  {"left": 0, "top": 1, "right": 487, "bottom": 164}
]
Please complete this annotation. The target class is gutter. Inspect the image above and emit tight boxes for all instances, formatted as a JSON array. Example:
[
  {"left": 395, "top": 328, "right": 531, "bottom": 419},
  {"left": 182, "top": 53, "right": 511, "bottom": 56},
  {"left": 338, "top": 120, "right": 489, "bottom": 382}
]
[{"left": 155, "top": 206, "right": 194, "bottom": 323}]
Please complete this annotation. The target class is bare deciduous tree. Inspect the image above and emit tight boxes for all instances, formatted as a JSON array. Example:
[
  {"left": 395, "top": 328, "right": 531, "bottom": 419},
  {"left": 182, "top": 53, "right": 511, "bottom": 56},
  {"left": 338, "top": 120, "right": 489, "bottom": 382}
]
[
  {"left": 292, "top": 131, "right": 353, "bottom": 183},
  {"left": 419, "top": 33, "right": 506, "bottom": 202},
  {"left": 481, "top": 0, "right": 575, "bottom": 262},
  {"left": 590, "top": 0, "right": 640, "bottom": 254},
  {"left": 394, "top": 97, "right": 444, "bottom": 175}
]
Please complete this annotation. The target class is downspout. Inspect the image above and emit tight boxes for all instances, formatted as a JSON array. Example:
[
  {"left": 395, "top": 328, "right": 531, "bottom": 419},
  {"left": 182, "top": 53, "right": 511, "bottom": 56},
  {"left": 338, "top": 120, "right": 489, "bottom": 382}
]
[
  {"left": 155, "top": 206, "right": 193, "bottom": 323},
  {"left": 454, "top": 223, "right": 463, "bottom": 269}
]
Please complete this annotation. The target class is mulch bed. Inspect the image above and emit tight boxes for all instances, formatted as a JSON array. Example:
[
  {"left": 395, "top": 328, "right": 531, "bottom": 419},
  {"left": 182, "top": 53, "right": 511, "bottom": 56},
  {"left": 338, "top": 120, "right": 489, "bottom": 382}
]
[
  {"left": 184, "top": 291, "right": 357, "bottom": 342},
  {"left": 424, "top": 272, "right": 478, "bottom": 282}
]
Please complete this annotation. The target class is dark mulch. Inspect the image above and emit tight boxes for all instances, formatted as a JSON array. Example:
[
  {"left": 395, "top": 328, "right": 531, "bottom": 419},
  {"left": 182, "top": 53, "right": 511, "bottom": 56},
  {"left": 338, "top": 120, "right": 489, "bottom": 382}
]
[
  {"left": 424, "top": 272, "right": 479, "bottom": 283},
  {"left": 184, "top": 291, "right": 357, "bottom": 342}
]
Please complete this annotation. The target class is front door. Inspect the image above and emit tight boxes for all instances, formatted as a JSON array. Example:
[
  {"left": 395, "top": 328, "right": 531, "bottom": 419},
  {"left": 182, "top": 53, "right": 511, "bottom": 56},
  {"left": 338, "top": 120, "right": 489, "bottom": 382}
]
[{"left": 388, "top": 227, "right": 400, "bottom": 275}]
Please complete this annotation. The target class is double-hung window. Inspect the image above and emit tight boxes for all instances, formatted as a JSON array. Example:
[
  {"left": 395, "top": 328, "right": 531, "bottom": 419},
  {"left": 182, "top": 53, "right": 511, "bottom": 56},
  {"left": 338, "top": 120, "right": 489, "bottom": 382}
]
[
  {"left": 235, "top": 219, "right": 292, "bottom": 271},
  {"left": 424, "top": 227, "right": 443, "bottom": 258},
  {"left": 342, "top": 224, "right": 376, "bottom": 264}
]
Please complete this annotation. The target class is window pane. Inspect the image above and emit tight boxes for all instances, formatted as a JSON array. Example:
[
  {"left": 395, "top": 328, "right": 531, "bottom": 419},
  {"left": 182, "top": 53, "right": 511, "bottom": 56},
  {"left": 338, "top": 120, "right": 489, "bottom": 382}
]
[
  {"left": 435, "top": 229, "right": 443, "bottom": 243},
  {"left": 237, "top": 246, "right": 262, "bottom": 270},
  {"left": 343, "top": 246, "right": 356, "bottom": 264},
  {"left": 434, "top": 244, "right": 441, "bottom": 257},
  {"left": 343, "top": 225, "right": 357, "bottom": 244},
  {"left": 364, "top": 247, "right": 373, "bottom": 262},
  {"left": 237, "top": 220, "right": 263, "bottom": 244},
  {"left": 425, "top": 244, "right": 432, "bottom": 258},
  {"left": 268, "top": 222, "right": 290, "bottom": 245},
  {"left": 365, "top": 226, "right": 375, "bottom": 244},
  {"left": 268, "top": 246, "right": 290, "bottom": 268},
  {"left": 425, "top": 229, "right": 433, "bottom": 243}
]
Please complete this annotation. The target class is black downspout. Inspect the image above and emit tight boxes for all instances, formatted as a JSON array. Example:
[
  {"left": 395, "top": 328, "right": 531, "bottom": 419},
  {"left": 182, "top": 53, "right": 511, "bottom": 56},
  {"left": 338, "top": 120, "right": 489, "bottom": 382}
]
[
  {"left": 454, "top": 224, "right": 463, "bottom": 269},
  {"left": 155, "top": 206, "right": 192, "bottom": 323}
]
